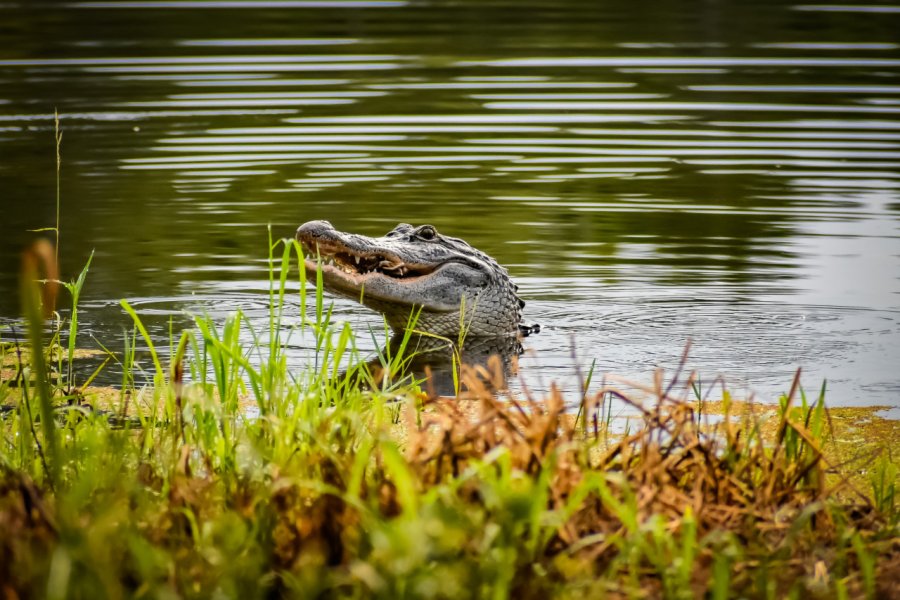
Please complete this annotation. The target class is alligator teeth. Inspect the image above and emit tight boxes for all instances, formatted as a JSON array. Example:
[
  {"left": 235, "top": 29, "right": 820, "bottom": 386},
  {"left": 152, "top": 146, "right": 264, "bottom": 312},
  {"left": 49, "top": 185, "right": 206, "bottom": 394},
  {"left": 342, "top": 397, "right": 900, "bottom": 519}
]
[{"left": 354, "top": 255, "right": 360, "bottom": 264}]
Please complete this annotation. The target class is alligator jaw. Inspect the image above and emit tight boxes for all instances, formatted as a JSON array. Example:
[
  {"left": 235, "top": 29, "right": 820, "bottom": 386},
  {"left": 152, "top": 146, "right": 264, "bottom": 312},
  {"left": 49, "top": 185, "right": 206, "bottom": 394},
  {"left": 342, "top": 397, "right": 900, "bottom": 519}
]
[
  {"left": 299, "top": 241, "right": 438, "bottom": 282},
  {"left": 295, "top": 224, "right": 445, "bottom": 299}
]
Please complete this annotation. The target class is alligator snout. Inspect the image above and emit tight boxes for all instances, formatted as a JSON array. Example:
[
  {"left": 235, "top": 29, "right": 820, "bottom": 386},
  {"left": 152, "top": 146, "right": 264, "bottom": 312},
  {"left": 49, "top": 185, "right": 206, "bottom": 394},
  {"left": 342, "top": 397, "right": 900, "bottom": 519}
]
[{"left": 295, "top": 220, "right": 334, "bottom": 240}]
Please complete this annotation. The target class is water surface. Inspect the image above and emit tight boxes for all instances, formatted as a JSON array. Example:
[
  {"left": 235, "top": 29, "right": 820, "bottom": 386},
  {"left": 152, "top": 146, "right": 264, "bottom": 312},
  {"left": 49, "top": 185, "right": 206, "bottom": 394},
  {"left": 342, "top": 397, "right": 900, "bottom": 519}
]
[{"left": 1, "top": 0, "right": 899, "bottom": 406}]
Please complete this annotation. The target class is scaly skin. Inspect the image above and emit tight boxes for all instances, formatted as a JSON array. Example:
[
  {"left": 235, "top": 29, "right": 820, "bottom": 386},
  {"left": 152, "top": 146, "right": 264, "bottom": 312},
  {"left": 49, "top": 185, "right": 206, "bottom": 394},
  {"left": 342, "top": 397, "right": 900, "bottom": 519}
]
[{"left": 295, "top": 220, "right": 527, "bottom": 338}]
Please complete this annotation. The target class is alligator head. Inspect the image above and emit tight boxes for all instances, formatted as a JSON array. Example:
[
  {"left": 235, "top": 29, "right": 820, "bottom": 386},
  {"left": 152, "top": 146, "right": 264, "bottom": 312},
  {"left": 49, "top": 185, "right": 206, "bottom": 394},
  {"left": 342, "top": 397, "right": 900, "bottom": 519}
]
[{"left": 295, "top": 220, "right": 528, "bottom": 338}]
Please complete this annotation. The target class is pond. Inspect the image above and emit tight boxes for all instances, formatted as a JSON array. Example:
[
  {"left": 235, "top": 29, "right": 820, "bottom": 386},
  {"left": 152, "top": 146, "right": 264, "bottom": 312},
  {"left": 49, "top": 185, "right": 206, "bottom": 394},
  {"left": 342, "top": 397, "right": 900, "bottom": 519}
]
[{"left": 1, "top": 0, "right": 898, "bottom": 406}]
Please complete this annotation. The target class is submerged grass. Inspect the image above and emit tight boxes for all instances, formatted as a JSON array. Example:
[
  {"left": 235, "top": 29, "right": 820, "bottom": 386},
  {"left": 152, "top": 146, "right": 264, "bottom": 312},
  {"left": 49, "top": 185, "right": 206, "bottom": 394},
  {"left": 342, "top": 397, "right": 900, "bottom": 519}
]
[{"left": 0, "top": 238, "right": 898, "bottom": 600}]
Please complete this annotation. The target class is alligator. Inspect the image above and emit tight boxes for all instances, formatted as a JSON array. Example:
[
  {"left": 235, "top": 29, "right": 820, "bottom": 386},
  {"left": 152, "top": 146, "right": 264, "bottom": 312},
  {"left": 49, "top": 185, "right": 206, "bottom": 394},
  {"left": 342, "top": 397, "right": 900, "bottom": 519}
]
[{"left": 295, "top": 220, "right": 537, "bottom": 339}]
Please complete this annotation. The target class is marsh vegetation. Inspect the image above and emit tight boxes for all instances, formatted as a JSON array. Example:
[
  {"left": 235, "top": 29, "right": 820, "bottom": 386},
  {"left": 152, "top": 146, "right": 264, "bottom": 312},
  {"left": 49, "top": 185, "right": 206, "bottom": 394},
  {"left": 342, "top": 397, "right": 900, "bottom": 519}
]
[{"left": 1, "top": 242, "right": 896, "bottom": 599}]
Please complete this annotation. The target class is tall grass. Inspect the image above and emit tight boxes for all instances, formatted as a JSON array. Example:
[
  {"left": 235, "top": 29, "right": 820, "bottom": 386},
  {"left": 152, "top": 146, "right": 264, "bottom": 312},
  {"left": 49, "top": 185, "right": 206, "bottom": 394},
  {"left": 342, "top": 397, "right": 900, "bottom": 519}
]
[{"left": 0, "top": 237, "right": 897, "bottom": 599}]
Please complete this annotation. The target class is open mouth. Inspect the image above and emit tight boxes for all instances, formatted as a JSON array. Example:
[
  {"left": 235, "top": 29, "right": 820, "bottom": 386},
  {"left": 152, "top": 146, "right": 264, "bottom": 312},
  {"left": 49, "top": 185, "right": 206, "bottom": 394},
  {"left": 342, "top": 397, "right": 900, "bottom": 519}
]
[{"left": 300, "top": 240, "right": 433, "bottom": 280}]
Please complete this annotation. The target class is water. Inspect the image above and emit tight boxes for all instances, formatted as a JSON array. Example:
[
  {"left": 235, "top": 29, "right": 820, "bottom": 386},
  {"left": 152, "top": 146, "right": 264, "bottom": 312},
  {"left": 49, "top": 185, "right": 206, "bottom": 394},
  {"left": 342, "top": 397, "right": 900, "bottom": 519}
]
[{"left": 1, "top": 0, "right": 899, "bottom": 407}]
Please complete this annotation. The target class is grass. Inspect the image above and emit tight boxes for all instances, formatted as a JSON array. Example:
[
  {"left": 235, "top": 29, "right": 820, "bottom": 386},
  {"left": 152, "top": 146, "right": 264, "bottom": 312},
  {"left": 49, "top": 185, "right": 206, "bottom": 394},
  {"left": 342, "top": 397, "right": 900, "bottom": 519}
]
[{"left": 0, "top": 237, "right": 897, "bottom": 599}]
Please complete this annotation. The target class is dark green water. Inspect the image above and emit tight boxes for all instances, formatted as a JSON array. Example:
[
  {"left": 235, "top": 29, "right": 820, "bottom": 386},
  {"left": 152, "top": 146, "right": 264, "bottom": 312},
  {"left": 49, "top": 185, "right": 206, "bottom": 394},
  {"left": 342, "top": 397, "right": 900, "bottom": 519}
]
[{"left": 1, "top": 0, "right": 899, "bottom": 406}]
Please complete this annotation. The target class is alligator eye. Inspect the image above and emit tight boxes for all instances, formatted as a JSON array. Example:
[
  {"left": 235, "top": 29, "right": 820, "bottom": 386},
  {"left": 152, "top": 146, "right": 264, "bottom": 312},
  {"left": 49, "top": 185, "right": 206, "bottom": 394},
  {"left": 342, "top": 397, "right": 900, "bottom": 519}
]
[{"left": 417, "top": 225, "right": 436, "bottom": 240}]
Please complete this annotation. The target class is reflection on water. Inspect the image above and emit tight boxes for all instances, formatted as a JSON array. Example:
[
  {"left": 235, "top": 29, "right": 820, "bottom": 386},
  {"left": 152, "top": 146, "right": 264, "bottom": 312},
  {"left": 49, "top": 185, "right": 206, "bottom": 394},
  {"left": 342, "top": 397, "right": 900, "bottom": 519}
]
[{"left": 0, "top": 0, "right": 898, "bottom": 407}]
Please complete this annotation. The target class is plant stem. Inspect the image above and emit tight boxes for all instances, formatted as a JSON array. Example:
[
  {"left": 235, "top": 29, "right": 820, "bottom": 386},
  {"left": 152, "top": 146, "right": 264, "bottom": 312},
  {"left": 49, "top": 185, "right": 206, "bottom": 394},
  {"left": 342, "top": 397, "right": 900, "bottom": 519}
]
[{"left": 54, "top": 109, "right": 62, "bottom": 265}]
